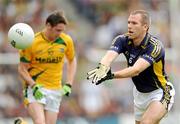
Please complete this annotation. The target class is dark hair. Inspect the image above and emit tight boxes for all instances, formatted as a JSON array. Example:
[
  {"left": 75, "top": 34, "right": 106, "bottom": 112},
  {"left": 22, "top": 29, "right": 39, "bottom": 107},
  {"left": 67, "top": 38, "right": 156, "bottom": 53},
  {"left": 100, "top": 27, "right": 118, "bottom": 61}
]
[
  {"left": 46, "top": 10, "right": 68, "bottom": 27},
  {"left": 130, "top": 10, "right": 151, "bottom": 27}
]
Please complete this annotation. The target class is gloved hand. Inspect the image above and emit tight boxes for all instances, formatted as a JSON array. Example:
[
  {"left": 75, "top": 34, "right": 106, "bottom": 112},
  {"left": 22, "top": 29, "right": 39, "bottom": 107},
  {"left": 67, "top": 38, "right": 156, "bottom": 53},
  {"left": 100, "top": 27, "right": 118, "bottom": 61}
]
[
  {"left": 87, "top": 63, "right": 113, "bottom": 84},
  {"left": 32, "top": 84, "right": 44, "bottom": 100},
  {"left": 95, "top": 69, "right": 114, "bottom": 85},
  {"left": 62, "top": 84, "right": 72, "bottom": 96},
  {"left": 14, "top": 117, "right": 28, "bottom": 124}
]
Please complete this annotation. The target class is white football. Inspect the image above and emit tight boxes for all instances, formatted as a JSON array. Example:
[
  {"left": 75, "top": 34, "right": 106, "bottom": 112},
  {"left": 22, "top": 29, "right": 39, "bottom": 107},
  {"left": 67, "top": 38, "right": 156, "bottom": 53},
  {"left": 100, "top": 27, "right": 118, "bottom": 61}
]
[{"left": 8, "top": 23, "right": 35, "bottom": 49}]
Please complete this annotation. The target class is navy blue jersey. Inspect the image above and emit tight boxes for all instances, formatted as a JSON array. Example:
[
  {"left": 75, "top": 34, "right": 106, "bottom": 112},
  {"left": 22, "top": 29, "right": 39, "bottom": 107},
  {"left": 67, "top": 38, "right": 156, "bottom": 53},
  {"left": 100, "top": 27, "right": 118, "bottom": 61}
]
[{"left": 110, "top": 33, "right": 170, "bottom": 93}]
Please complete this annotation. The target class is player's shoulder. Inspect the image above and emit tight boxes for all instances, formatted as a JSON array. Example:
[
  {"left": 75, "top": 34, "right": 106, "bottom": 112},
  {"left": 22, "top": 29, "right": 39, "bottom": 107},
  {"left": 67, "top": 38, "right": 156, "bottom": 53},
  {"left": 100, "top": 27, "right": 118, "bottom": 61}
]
[
  {"left": 60, "top": 32, "right": 73, "bottom": 42},
  {"left": 112, "top": 33, "right": 129, "bottom": 43},
  {"left": 149, "top": 35, "right": 163, "bottom": 47},
  {"left": 147, "top": 35, "right": 164, "bottom": 57},
  {"left": 33, "top": 32, "right": 44, "bottom": 42},
  {"left": 114, "top": 33, "right": 128, "bottom": 40},
  {"left": 34, "top": 32, "right": 42, "bottom": 38},
  {"left": 148, "top": 35, "right": 164, "bottom": 51}
]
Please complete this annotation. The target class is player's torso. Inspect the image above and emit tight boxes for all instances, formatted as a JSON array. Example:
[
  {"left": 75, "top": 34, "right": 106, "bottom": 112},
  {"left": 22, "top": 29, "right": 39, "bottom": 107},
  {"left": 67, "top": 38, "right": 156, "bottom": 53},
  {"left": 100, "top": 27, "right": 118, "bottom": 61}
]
[
  {"left": 31, "top": 33, "right": 66, "bottom": 65},
  {"left": 123, "top": 36, "right": 168, "bottom": 92},
  {"left": 124, "top": 44, "right": 144, "bottom": 66},
  {"left": 29, "top": 32, "right": 68, "bottom": 89}
]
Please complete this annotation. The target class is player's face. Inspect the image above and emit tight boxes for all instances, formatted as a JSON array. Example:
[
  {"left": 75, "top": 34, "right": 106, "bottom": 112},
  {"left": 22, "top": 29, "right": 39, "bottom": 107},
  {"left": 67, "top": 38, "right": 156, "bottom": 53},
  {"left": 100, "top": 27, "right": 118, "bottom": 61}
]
[
  {"left": 49, "top": 23, "right": 65, "bottom": 40},
  {"left": 128, "top": 14, "right": 147, "bottom": 40}
]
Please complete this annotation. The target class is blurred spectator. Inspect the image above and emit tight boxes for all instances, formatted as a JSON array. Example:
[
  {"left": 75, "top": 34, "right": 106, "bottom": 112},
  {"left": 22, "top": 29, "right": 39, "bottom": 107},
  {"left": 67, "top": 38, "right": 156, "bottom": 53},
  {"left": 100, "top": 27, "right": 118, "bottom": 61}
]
[{"left": 79, "top": 80, "right": 111, "bottom": 119}]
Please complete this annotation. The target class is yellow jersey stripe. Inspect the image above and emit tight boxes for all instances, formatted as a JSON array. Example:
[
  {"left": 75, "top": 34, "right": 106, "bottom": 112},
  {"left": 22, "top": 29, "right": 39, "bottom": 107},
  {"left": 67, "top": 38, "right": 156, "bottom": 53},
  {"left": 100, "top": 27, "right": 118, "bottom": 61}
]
[{"left": 153, "top": 60, "right": 166, "bottom": 87}]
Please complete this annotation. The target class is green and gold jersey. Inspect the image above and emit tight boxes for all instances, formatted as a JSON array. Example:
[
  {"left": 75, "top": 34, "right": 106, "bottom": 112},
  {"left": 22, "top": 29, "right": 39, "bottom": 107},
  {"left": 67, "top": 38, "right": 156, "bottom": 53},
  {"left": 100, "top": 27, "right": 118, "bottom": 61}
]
[{"left": 19, "top": 32, "right": 75, "bottom": 89}]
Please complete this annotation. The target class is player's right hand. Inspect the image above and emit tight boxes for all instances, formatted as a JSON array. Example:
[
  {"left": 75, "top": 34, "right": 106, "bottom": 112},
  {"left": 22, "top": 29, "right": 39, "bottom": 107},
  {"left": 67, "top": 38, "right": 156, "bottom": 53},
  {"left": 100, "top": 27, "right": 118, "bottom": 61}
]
[
  {"left": 87, "top": 63, "right": 111, "bottom": 84},
  {"left": 95, "top": 69, "right": 114, "bottom": 85},
  {"left": 32, "top": 84, "right": 44, "bottom": 100}
]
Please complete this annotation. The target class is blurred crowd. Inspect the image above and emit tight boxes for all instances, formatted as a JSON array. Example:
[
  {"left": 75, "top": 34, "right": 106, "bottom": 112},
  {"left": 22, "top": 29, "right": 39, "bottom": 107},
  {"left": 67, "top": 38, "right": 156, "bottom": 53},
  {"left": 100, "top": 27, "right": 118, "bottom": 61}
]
[
  {"left": 72, "top": 0, "right": 171, "bottom": 48},
  {"left": 0, "top": 0, "right": 177, "bottom": 123}
]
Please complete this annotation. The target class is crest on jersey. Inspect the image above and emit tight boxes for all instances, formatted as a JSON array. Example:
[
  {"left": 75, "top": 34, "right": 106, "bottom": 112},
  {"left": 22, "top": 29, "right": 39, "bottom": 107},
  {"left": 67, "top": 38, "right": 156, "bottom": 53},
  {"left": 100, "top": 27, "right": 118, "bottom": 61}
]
[{"left": 59, "top": 48, "right": 65, "bottom": 53}]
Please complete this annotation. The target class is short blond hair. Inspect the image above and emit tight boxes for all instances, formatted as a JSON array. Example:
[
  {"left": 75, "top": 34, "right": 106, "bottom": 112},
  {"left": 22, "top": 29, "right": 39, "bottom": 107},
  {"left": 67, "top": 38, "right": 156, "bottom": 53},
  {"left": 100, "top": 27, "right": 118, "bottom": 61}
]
[{"left": 130, "top": 10, "right": 151, "bottom": 27}]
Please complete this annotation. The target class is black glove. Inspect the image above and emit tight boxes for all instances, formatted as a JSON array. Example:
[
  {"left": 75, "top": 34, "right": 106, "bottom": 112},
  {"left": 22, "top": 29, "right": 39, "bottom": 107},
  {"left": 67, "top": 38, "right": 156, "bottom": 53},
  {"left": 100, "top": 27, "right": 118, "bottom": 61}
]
[{"left": 95, "top": 69, "right": 114, "bottom": 85}]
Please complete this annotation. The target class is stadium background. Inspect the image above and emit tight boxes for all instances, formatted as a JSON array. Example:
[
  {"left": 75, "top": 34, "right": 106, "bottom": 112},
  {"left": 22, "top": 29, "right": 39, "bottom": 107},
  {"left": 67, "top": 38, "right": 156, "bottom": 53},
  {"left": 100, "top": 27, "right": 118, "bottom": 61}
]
[{"left": 0, "top": 0, "right": 180, "bottom": 124}]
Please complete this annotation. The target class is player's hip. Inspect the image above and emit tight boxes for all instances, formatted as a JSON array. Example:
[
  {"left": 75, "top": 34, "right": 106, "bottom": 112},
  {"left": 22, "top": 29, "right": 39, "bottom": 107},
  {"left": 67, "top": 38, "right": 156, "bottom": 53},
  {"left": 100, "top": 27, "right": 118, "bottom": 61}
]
[
  {"left": 23, "top": 86, "right": 63, "bottom": 112},
  {"left": 133, "top": 83, "right": 175, "bottom": 111}
]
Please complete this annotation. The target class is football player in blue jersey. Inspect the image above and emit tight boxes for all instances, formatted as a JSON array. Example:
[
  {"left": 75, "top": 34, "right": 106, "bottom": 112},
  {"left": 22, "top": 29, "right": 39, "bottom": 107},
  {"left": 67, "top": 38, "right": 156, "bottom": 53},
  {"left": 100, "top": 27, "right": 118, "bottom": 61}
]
[{"left": 87, "top": 10, "right": 175, "bottom": 124}]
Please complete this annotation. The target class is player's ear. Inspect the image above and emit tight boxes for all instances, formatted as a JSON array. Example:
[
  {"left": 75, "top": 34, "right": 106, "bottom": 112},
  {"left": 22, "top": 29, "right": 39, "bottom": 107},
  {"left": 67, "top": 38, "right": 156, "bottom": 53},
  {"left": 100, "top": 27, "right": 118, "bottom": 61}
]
[
  {"left": 46, "top": 23, "right": 52, "bottom": 29},
  {"left": 143, "top": 24, "right": 149, "bottom": 31}
]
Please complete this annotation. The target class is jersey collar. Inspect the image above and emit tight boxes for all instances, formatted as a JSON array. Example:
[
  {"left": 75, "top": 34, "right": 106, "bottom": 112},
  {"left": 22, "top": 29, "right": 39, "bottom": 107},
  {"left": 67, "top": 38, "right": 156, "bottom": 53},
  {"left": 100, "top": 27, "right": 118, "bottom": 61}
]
[
  {"left": 127, "top": 33, "right": 151, "bottom": 49},
  {"left": 139, "top": 33, "right": 151, "bottom": 49}
]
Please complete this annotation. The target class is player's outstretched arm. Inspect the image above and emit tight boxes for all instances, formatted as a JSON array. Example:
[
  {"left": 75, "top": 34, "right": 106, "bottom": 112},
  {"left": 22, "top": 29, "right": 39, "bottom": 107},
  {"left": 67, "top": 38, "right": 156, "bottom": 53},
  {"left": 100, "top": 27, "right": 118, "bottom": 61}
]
[
  {"left": 87, "top": 50, "right": 118, "bottom": 85},
  {"left": 87, "top": 63, "right": 111, "bottom": 84}
]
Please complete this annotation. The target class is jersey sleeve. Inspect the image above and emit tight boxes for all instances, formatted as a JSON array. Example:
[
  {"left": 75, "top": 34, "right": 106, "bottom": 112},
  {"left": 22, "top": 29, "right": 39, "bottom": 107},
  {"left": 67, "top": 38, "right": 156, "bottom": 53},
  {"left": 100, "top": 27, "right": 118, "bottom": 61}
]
[
  {"left": 65, "top": 35, "right": 75, "bottom": 61},
  {"left": 109, "top": 35, "right": 127, "bottom": 54},
  {"left": 19, "top": 47, "right": 32, "bottom": 63},
  {"left": 140, "top": 41, "right": 164, "bottom": 65}
]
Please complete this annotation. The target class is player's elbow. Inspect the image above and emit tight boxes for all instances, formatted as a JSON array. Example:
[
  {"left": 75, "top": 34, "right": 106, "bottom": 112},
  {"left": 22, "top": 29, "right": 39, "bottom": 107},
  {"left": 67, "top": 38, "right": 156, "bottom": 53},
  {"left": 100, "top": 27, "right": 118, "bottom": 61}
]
[
  {"left": 18, "top": 64, "right": 23, "bottom": 76},
  {"left": 18, "top": 63, "right": 28, "bottom": 76}
]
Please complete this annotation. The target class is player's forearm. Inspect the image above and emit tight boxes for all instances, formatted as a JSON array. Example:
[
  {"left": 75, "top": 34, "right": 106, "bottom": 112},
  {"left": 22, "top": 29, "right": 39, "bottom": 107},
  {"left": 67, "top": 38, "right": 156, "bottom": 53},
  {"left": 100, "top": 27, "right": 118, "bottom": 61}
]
[
  {"left": 113, "top": 58, "right": 150, "bottom": 78},
  {"left": 18, "top": 64, "right": 36, "bottom": 87},
  {"left": 66, "top": 57, "right": 77, "bottom": 85},
  {"left": 100, "top": 50, "right": 118, "bottom": 66},
  {"left": 113, "top": 66, "right": 140, "bottom": 78}
]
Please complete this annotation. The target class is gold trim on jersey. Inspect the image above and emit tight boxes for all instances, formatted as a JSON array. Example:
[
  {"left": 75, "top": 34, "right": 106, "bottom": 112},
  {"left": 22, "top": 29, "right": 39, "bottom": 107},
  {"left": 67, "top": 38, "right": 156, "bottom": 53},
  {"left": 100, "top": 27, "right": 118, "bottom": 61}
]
[
  {"left": 149, "top": 37, "right": 161, "bottom": 58},
  {"left": 140, "top": 33, "right": 151, "bottom": 49},
  {"left": 153, "top": 60, "right": 166, "bottom": 87}
]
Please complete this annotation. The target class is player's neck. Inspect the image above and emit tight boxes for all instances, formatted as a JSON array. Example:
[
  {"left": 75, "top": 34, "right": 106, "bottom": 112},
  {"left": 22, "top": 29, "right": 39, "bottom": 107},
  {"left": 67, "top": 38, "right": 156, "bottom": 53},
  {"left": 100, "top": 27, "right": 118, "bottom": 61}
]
[
  {"left": 133, "top": 32, "right": 147, "bottom": 47},
  {"left": 43, "top": 29, "right": 56, "bottom": 42}
]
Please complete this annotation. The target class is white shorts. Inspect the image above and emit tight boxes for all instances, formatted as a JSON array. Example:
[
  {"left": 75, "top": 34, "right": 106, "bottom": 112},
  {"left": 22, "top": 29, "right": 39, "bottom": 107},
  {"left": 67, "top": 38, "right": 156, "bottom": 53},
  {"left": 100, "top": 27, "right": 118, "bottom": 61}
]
[
  {"left": 133, "top": 82, "right": 175, "bottom": 121},
  {"left": 23, "top": 86, "right": 63, "bottom": 113}
]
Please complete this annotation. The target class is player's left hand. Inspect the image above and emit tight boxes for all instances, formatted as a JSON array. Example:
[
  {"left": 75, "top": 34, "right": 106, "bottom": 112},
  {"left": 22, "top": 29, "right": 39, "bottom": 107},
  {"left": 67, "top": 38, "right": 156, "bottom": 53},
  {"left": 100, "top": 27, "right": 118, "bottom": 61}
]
[
  {"left": 14, "top": 117, "right": 28, "bottom": 124},
  {"left": 62, "top": 84, "right": 72, "bottom": 96},
  {"left": 87, "top": 63, "right": 114, "bottom": 84}
]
